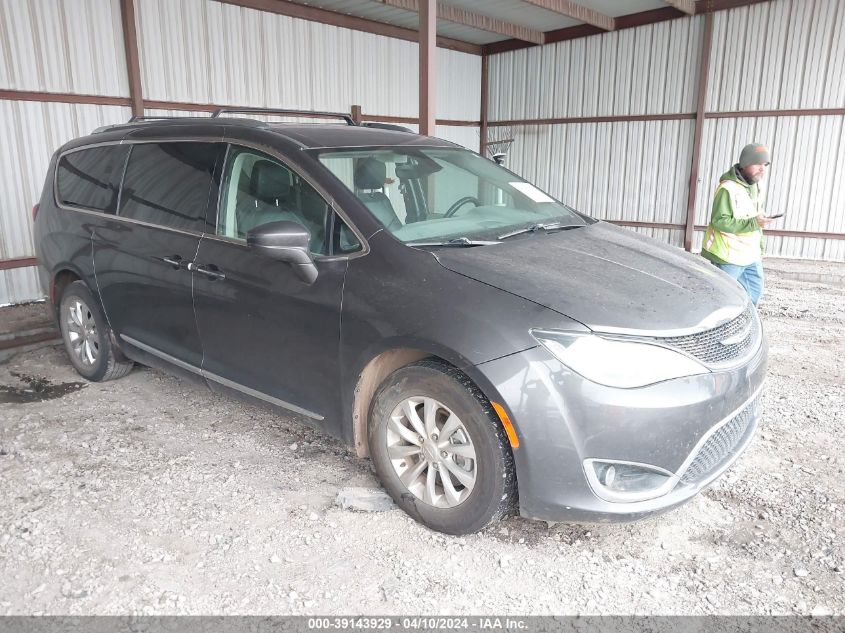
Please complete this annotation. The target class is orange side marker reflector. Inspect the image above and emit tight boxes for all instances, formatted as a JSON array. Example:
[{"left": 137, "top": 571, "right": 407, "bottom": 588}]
[{"left": 492, "top": 401, "right": 519, "bottom": 448}]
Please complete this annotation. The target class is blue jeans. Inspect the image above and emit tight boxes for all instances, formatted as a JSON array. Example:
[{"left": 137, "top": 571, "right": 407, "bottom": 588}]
[{"left": 714, "top": 261, "right": 764, "bottom": 305}]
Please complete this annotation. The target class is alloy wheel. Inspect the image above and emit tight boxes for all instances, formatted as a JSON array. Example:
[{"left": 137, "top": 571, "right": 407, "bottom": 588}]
[
  {"left": 386, "top": 396, "right": 477, "bottom": 508},
  {"left": 65, "top": 298, "right": 100, "bottom": 367}
]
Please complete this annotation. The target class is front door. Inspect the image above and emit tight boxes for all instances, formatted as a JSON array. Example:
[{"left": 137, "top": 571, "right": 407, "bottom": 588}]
[
  {"left": 192, "top": 146, "right": 352, "bottom": 430},
  {"left": 93, "top": 141, "right": 223, "bottom": 370}
]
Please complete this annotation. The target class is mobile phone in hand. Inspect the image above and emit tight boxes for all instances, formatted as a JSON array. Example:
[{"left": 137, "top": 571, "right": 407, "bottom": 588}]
[{"left": 766, "top": 213, "right": 784, "bottom": 219}]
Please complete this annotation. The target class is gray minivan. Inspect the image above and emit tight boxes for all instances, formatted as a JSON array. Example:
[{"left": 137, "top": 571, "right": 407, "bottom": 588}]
[{"left": 34, "top": 109, "right": 767, "bottom": 534}]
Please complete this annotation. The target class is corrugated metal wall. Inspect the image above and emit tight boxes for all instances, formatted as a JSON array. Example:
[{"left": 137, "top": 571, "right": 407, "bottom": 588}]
[
  {"left": 695, "top": 0, "right": 845, "bottom": 260},
  {"left": 489, "top": 0, "right": 845, "bottom": 261},
  {"left": 488, "top": 15, "right": 702, "bottom": 249},
  {"left": 693, "top": 114, "right": 845, "bottom": 261},
  {"left": 0, "top": 101, "right": 132, "bottom": 305},
  {"left": 489, "top": 17, "right": 702, "bottom": 120},
  {"left": 135, "top": 0, "right": 480, "bottom": 121},
  {"left": 0, "top": 0, "right": 132, "bottom": 305},
  {"left": 0, "top": 0, "right": 481, "bottom": 304},
  {"left": 503, "top": 119, "right": 694, "bottom": 247},
  {"left": 0, "top": 0, "right": 128, "bottom": 96}
]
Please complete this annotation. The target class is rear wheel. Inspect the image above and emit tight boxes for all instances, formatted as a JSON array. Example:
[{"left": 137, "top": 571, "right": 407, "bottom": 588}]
[
  {"left": 368, "top": 360, "right": 516, "bottom": 534},
  {"left": 58, "top": 281, "right": 133, "bottom": 382}
]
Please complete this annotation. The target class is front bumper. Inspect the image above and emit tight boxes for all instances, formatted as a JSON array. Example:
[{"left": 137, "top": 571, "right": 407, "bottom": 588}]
[{"left": 473, "top": 332, "right": 768, "bottom": 522}]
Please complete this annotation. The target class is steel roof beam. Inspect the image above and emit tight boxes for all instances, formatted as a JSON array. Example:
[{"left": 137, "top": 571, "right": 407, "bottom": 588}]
[
  {"left": 521, "top": 0, "right": 615, "bottom": 31},
  {"left": 662, "top": 0, "right": 696, "bottom": 15},
  {"left": 379, "top": 0, "right": 546, "bottom": 44}
]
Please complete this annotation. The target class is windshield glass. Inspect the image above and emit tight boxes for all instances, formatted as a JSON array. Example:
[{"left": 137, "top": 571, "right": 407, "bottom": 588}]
[{"left": 316, "top": 147, "right": 590, "bottom": 243}]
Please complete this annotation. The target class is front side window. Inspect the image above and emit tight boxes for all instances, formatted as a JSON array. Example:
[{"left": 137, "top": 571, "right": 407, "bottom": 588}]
[
  {"left": 56, "top": 145, "right": 130, "bottom": 212},
  {"left": 317, "top": 147, "right": 589, "bottom": 244},
  {"left": 119, "top": 142, "right": 222, "bottom": 232},
  {"left": 218, "top": 147, "right": 335, "bottom": 255}
]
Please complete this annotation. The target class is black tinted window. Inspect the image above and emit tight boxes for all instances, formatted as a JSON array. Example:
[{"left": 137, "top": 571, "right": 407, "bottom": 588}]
[
  {"left": 119, "top": 142, "right": 222, "bottom": 232},
  {"left": 56, "top": 145, "right": 130, "bottom": 212}
]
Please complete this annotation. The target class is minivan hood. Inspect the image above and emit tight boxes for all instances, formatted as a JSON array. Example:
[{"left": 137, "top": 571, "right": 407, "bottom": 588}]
[{"left": 431, "top": 222, "right": 749, "bottom": 335}]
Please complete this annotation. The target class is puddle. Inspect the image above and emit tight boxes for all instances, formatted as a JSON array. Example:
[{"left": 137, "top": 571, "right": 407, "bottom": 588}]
[{"left": 0, "top": 371, "right": 86, "bottom": 403}]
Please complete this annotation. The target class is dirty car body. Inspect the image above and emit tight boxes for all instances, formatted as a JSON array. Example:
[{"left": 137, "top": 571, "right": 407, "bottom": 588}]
[{"left": 34, "top": 114, "right": 766, "bottom": 533}]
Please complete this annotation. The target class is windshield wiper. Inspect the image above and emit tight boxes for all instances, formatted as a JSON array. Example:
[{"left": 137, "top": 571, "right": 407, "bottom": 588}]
[
  {"left": 498, "top": 221, "right": 584, "bottom": 240},
  {"left": 407, "top": 237, "right": 500, "bottom": 247}
]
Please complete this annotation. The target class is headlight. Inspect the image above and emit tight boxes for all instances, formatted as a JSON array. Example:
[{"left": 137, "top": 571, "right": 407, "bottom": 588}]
[{"left": 531, "top": 329, "right": 709, "bottom": 388}]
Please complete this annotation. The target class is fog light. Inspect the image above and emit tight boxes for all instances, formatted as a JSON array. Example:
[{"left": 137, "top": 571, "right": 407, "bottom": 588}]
[{"left": 585, "top": 459, "right": 675, "bottom": 503}]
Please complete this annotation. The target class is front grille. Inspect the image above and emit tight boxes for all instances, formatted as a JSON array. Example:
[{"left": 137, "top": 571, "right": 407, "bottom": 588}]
[
  {"left": 681, "top": 396, "right": 760, "bottom": 484},
  {"left": 655, "top": 305, "right": 759, "bottom": 367}
]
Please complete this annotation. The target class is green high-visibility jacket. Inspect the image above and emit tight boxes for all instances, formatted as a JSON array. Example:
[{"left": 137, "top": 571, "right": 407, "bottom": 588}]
[{"left": 701, "top": 165, "right": 765, "bottom": 266}]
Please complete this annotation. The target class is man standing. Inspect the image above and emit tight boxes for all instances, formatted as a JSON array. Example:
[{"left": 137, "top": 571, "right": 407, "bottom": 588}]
[{"left": 701, "top": 143, "right": 774, "bottom": 305}]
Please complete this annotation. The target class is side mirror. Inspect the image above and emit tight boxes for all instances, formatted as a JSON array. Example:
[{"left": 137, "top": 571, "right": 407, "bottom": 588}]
[{"left": 246, "top": 220, "right": 318, "bottom": 284}]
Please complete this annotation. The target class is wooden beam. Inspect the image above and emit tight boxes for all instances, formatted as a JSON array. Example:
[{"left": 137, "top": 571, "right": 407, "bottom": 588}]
[
  {"left": 521, "top": 0, "right": 615, "bottom": 31},
  {"left": 604, "top": 222, "right": 845, "bottom": 241},
  {"left": 358, "top": 113, "right": 479, "bottom": 126},
  {"left": 662, "top": 0, "right": 696, "bottom": 15},
  {"left": 706, "top": 107, "right": 845, "bottom": 119},
  {"left": 0, "top": 90, "right": 132, "bottom": 107},
  {"left": 379, "top": 0, "right": 544, "bottom": 44},
  {"left": 214, "top": 0, "right": 481, "bottom": 55},
  {"left": 0, "top": 257, "right": 38, "bottom": 271},
  {"left": 683, "top": 11, "right": 714, "bottom": 252},
  {"left": 119, "top": 0, "right": 144, "bottom": 117},
  {"left": 419, "top": 0, "right": 436, "bottom": 136},
  {"left": 488, "top": 112, "right": 695, "bottom": 126}
]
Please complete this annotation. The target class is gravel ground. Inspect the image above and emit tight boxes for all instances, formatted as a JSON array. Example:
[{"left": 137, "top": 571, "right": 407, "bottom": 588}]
[{"left": 0, "top": 262, "right": 843, "bottom": 616}]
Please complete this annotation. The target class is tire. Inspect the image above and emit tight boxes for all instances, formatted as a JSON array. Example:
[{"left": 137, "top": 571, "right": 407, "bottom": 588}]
[
  {"left": 58, "top": 280, "right": 133, "bottom": 382},
  {"left": 368, "top": 360, "right": 517, "bottom": 534}
]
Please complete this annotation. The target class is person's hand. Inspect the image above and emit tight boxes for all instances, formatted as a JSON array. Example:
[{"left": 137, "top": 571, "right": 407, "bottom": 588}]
[{"left": 756, "top": 213, "right": 773, "bottom": 229}]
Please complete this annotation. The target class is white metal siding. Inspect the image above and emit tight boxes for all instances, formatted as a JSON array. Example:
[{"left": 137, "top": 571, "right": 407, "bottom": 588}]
[
  {"left": 695, "top": 0, "right": 845, "bottom": 260},
  {"left": 504, "top": 119, "right": 695, "bottom": 225},
  {"left": 0, "top": 0, "right": 128, "bottom": 96},
  {"left": 696, "top": 114, "right": 845, "bottom": 261},
  {"left": 706, "top": 0, "right": 845, "bottom": 112},
  {"left": 136, "top": 0, "right": 481, "bottom": 121},
  {"left": 0, "top": 268, "right": 42, "bottom": 307},
  {"left": 488, "top": 15, "right": 703, "bottom": 121},
  {"left": 0, "top": 101, "right": 131, "bottom": 303}
]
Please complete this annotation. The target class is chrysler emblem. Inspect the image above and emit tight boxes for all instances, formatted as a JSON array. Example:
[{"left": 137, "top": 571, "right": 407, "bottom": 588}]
[{"left": 720, "top": 319, "right": 752, "bottom": 346}]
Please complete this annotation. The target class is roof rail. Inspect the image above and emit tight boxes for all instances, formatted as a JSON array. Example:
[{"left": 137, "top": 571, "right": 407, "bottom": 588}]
[
  {"left": 128, "top": 115, "right": 186, "bottom": 122},
  {"left": 361, "top": 122, "right": 414, "bottom": 133},
  {"left": 211, "top": 107, "right": 356, "bottom": 126}
]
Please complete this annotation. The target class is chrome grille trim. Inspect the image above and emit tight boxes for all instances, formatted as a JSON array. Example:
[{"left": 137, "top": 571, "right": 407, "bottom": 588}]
[{"left": 646, "top": 305, "right": 762, "bottom": 369}]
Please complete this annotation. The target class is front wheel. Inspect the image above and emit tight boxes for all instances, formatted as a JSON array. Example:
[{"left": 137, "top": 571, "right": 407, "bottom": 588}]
[
  {"left": 368, "top": 360, "right": 516, "bottom": 534},
  {"left": 58, "top": 280, "right": 133, "bottom": 382}
]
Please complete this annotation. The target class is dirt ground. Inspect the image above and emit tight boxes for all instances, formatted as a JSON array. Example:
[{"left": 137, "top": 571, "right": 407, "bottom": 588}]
[{"left": 0, "top": 260, "right": 843, "bottom": 616}]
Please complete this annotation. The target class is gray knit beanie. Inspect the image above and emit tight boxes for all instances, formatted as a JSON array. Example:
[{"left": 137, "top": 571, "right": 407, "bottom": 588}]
[{"left": 739, "top": 143, "right": 771, "bottom": 168}]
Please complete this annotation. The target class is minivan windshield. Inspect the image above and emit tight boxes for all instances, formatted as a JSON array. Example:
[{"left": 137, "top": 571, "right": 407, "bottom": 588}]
[{"left": 316, "top": 147, "right": 589, "bottom": 244}]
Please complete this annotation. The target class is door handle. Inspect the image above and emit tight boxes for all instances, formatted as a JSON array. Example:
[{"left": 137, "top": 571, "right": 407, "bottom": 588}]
[
  {"left": 189, "top": 262, "right": 226, "bottom": 281},
  {"left": 161, "top": 255, "right": 185, "bottom": 270}
]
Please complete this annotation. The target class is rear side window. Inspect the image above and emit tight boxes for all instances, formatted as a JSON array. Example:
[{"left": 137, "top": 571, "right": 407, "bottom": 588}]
[
  {"left": 119, "top": 142, "right": 222, "bottom": 232},
  {"left": 56, "top": 145, "right": 130, "bottom": 213}
]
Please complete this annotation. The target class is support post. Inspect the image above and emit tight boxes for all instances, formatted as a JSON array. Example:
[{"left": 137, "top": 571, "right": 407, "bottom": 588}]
[
  {"left": 351, "top": 104, "right": 363, "bottom": 125},
  {"left": 683, "top": 11, "right": 714, "bottom": 252},
  {"left": 479, "top": 54, "right": 488, "bottom": 155},
  {"left": 119, "top": 0, "right": 144, "bottom": 117},
  {"left": 419, "top": 0, "right": 436, "bottom": 136}
]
